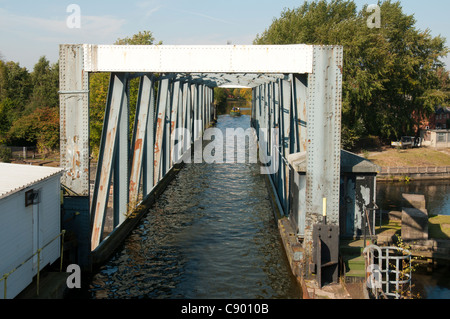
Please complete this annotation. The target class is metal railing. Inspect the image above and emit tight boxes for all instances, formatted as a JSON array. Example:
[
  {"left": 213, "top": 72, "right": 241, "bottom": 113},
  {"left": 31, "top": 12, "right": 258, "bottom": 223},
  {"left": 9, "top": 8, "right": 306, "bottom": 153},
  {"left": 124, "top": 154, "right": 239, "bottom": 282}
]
[
  {"left": 0, "top": 230, "right": 66, "bottom": 299},
  {"left": 364, "top": 244, "right": 412, "bottom": 299}
]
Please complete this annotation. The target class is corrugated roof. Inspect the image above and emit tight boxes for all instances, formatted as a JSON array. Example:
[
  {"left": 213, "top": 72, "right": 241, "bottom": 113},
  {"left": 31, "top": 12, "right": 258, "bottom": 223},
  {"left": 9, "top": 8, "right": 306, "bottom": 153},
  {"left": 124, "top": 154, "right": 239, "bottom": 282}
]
[{"left": 0, "top": 163, "right": 64, "bottom": 200}]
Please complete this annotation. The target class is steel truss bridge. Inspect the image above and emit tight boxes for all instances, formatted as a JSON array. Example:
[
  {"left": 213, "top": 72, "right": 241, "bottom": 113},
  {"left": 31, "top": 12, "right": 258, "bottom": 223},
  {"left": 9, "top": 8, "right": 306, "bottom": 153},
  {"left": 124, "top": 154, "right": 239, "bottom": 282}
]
[{"left": 59, "top": 44, "right": 343, "bottom": 276}]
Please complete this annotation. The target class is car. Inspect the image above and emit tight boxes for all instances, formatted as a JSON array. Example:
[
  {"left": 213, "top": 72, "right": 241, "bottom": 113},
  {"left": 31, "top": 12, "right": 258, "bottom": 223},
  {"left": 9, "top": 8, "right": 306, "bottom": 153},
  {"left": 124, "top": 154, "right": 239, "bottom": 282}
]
[{"left": 391, "top": 136, "right": 422, "bottom": 149}]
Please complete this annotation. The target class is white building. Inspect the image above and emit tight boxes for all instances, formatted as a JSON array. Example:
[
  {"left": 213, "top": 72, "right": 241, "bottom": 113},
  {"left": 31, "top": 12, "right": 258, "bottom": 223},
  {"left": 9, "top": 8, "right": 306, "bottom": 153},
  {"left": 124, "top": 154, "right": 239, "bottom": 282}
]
[
  {"left": 421, "top": 129, "right": 450, "bottom": 148},
  {"left": 0, "top": 163, "right": 64, "bottom": 299}
]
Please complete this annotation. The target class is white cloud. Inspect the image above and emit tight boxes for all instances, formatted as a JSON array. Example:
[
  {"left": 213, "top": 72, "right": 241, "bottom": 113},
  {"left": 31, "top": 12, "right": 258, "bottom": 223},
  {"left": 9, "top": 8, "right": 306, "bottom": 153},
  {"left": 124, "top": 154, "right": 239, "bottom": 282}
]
[
  {"left": 135, "top": 1, "right": 163, "bottom": 18},
  {"left": 144, "top": 5, "right": 163, "bottom": 18},
  {"left": 0, "top": 8, "right": 126, "bottom": 42},
  {"left": 0, "top": 8, "right": 126, "bottom": 68},
  {"left": 180, "top": 10, "right": 234, "bottom": 26}
]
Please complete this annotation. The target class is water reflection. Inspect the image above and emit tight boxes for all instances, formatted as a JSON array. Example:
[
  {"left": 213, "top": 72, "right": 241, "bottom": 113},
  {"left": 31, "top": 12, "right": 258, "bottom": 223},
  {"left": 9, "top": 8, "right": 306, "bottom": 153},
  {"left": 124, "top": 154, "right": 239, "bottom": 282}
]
[
  {"left": 376, "top": 180, "right": 450, "bottom": 216},
  {"left": 88, "top": 114, "right": 301, "bottom": 299}
]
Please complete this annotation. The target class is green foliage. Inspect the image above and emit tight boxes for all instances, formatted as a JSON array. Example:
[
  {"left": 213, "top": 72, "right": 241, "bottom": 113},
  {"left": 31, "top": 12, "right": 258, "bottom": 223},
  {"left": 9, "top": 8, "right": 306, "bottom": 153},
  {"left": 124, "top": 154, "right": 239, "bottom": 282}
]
[
  {"left": 0, "top": 60, "right": 32, "bottom": 106},
  {"left": 115, "top": 30, "right": 162, "bottom": 45},
  {"left": 27, "top": 56, "right": 59, "bottom": 111},
  {"left": 0, "top": 146, "right": 12, "bottom": 163},
  {"left": 255, "top": 0, "right": 448, "bottom": 149},
  {"left": 1, "top": 31, "right": 162, "bottom": 156},
  {"left": 0, "top": 98, "right": 20, "bottom": 142},
  {"left": 0, "top": 56, "right": 59, "bottom": 151},
  {"left": 437, "top": 68, "right": 450, "bottom": 107},
  {"left": 7, "top": 107, "right": 59, "bottom": 152},
  {"left": 89, "top": 73, "right": 110, "bottom": 158},
  {"left": 214, "top": 88, "right": 228, "bottom": 114}
]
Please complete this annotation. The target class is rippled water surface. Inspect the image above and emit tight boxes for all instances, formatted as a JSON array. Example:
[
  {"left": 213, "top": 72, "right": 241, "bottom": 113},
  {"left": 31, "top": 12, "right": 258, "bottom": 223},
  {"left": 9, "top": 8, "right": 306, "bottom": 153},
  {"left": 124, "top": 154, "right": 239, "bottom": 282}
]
[{"left": 88, "top": 114, "right": 301, "bottom": 299}]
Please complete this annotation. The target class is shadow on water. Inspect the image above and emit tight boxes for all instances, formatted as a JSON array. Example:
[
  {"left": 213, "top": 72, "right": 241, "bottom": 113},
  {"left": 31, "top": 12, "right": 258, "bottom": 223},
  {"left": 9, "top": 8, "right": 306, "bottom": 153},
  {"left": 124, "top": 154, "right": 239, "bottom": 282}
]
[
  {"left": 83, "top": 114, "right": 301, "bottom": 299},
  {"left": 376, "top": 180, "right": 450, "bottom": 216}
]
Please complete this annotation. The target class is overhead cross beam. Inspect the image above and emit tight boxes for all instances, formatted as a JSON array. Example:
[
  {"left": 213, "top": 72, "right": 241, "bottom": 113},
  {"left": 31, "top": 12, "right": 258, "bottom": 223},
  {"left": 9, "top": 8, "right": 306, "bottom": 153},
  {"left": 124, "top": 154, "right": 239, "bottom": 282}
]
[{"left": 82, "top": 44, "right": 314, "bottom": 74}]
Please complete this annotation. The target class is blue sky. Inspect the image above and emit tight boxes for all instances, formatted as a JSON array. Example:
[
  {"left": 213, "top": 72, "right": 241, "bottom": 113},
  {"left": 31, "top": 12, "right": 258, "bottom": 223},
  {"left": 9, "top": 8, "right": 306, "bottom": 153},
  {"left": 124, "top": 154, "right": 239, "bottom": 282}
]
[{"left": 0, "top": 0, "right": 449, "bottom": 70}]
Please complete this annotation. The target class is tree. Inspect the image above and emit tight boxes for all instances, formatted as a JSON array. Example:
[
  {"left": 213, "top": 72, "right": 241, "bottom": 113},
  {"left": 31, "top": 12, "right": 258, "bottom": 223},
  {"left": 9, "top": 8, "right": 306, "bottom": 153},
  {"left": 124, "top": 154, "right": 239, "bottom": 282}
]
[
  {"left": 7, "top": 106, "right": 59, "bottom": 152},
  {"left": 0, "top": 56, "right": 60, "bottom": 150},
  {"left": 0, "top": 60, "right": 32, "bottom": 142},
  {"left": 0, "top": 60, "right": 32, "bottom": 108},
  {"left": 214, "top": 87, "right": 228, "bottom": 113},
  {"left": 436, "top": 68, "right": 450, "bottom": 106},
  {"left": 89, "top": 72, "right": 110, "bottom": 158},
  {"left": 115, "top": 30, "right": 162, "bottom": 45},
  {"left": 254, "top": 0, "right": 448, "bottom": 149},
  {"left": 27, "top": 56, "right": 59, "bottom": 111}
]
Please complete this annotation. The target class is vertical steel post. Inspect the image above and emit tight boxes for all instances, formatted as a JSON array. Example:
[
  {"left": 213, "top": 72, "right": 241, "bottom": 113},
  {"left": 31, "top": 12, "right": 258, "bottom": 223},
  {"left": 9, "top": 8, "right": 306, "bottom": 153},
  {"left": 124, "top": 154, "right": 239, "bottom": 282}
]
[
  {"left": 304, "top": 46, "right": 343, "bottom": 261},
  {"left": 59, "top": 44, "right": 91, "bottom": 266},
  {"left": 207, "top": 86, "right": 211, "bottom": 125},
  {"left": 255, "top": 85, "right": 261, "bottom": 134},
  {"left": 199, "top": 85, "right": 204, "bottom": 133},
  {"left": 182, "top": 82, "right": 191, "bottom": 157},
  {"left": 59, "top": 44, "right": 90, "bottom": 196},
  {"left": 192, "top": 83, "right": 199, "bottom": 141}
]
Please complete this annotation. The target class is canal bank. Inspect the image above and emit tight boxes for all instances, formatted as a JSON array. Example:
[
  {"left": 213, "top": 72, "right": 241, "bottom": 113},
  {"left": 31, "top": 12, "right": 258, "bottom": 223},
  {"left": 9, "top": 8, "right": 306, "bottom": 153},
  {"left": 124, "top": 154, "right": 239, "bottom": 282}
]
[
  {"left": 261, "top": 152, "right": 358, "bottom": 299},
  {"left": 265, "top": 146, "right": 450, "bottom": 299},
  {"left": 377, "top": 166, "right": 450, "bottom": 182}
]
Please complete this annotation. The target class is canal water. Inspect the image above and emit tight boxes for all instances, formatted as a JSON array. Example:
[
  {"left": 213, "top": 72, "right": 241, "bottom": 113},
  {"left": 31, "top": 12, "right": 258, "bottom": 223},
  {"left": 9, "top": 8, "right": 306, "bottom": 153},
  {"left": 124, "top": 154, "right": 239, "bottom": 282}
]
[
  {"left": 376, "top": 180, "right": 450, "bottom": 216},
  {"left": 86, "top": 114, "right": 301, "bottom": 299}
]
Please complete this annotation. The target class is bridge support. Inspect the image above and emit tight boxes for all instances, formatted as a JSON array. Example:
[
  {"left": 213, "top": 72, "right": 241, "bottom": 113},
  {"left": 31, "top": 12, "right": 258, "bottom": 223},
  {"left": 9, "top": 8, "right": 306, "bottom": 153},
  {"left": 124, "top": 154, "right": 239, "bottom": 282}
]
[
  {"left": 59, "top": 44, "right": 343, "bottom": 279},
  {"left": 251, "top": 47, "right": 343, "bottom": 279}
]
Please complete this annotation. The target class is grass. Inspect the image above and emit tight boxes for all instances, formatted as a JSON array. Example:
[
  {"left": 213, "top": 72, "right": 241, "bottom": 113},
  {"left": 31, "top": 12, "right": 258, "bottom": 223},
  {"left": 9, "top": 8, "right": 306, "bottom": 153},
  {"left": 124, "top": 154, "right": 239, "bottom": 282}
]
[
  {"left": 428, "top": 215, "right": 450, "bottom": 240},
  {"left": 368, "top": 148, "right": 450, "bottom": 168},
  {"left": 376, "top": 215, "right": 450, "bottom": 241}
]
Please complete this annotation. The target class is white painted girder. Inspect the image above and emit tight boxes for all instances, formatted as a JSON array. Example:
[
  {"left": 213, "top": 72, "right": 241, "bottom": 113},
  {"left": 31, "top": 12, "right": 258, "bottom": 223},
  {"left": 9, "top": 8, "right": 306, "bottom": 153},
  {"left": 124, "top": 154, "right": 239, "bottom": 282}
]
[{"left": 83, "top": 44, "right": 314, "bottom": 75}]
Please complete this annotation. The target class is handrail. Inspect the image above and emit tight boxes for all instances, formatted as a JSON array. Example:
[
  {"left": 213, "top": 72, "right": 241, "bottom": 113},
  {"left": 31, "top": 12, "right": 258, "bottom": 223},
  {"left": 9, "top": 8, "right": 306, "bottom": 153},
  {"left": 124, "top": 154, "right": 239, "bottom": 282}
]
[
  {"left": 364, "top": 245, "right": 412, "bottom": 299},
  {"left": 0, "top": 230, "right": 66, "bottom": 299}
]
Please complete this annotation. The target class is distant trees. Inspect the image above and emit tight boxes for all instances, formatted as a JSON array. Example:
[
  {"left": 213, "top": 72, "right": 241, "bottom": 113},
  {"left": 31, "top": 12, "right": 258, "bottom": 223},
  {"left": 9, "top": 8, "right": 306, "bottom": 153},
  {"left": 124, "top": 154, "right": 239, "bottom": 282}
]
[
  {"left": 254, "top": 0, "right": 448, "bottom": 150},
  {"left": 114, "top": 30, "right": 162, "bottom": 46},
  {"left": 0, "top": 56, "right": 59, "bottom": 152},
  {"left": 0, "top": 31, "right": 162, "bottom": 158},
  {"left": 214, "top": 87, "right": 252, "bottom": 114}
]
